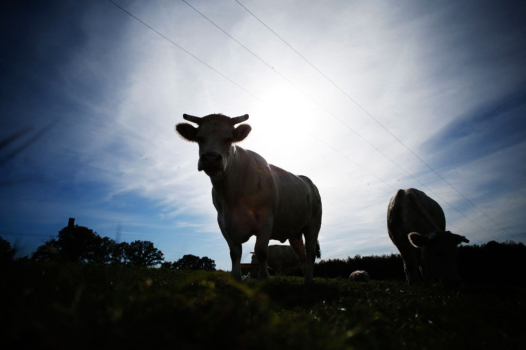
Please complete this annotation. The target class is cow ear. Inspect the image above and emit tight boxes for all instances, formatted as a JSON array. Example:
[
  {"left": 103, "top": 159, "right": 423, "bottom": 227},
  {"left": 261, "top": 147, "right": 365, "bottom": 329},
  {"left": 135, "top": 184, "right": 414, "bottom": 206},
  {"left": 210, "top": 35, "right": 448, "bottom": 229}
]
[
  {"left": 408, "top": 232, "right": 429, "bottom": 248},
  {"left": 233, "top": 124, "right": 251, "bottom": 143},
  {"left": 175, "top": 123, "right": 198, "bottom": 142},
  {"left": 453, "top": 234, "right": 469, "bottom": 245}
]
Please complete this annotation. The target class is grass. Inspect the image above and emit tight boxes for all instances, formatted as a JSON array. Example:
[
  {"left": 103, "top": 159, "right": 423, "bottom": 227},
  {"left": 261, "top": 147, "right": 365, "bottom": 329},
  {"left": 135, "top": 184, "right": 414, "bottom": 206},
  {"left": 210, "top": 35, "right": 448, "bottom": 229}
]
[{"left": 1, "top": 262, "right": 525, "bottom": 349}]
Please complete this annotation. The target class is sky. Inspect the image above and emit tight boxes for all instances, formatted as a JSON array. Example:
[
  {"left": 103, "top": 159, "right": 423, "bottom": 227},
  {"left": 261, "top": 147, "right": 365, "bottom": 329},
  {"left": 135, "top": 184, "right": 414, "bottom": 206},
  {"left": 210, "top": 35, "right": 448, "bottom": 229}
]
[{"left": 1, "top": 0, "right": 525, "bottom": 270}]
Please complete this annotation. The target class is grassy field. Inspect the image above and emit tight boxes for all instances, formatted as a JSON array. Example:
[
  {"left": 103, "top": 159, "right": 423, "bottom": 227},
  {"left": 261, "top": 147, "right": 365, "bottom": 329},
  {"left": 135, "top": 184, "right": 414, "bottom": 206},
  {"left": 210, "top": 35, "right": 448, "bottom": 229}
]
[{"left": 2, "top": 262, "right": 525, "bottom": 349}]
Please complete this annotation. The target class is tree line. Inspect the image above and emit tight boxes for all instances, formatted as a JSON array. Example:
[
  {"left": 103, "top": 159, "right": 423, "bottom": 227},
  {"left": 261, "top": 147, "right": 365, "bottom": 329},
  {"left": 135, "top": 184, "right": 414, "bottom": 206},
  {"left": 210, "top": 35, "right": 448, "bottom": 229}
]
[
  {"left": 289, "top": 240, "right": 525, "bottom": 286},
  {"left": 29, "top": 223, "right": 165, "bottom": 267},
  {"left": 456, "top": 240, "right": 526, "bottom": 286},
  {"left": 311, "top": 253, "right": 406, "bottom": 281},
  {"left": 0, "top": 221, "right": 216, "bottom": 270},
  {"left": 161, "top": 254, "right": 216, "bottom": 271},
  {"left": 2, "top": 223, "right": 524, "bottom": 286}
]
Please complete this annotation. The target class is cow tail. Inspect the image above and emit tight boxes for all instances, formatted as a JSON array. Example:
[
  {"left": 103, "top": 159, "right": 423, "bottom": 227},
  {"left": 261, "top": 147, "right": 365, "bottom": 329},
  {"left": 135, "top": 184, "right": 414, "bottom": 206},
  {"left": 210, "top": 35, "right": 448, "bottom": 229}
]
[{"left": 316, "top": 240, "right": 321, "bottom": 259}]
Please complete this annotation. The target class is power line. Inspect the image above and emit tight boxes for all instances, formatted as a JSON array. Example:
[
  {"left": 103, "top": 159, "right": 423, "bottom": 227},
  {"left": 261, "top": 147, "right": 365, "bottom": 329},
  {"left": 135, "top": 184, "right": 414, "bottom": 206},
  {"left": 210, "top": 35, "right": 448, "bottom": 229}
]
[
  {"left": 303, "top": 130, "right": 478, "bottom": 241},
  {"left": 181, "top": 0, "right": 336, "bottom": 117},
  {"left": 106, "top": 0, "right": 261, "bottom": 102},
  {"left": 107, "top": 0, "right": 400, "bottom": 193},
  {"left": 108, "top": 0, "right": 498, "bottom": 243},
  {"left": 182, "top": 0, "right": 498, "bottom": 242},
  {"left": 0, "top": 232, "right": 55, "bottom": 238},
  {"left": 182, "top": 0, "right": 273, "bottom": 70},
  {"left": 305, "top": 130, "right": 396, "bottom": 191},
  {"left": 235, "top": 0, "right": 516, "bottom": 242}
]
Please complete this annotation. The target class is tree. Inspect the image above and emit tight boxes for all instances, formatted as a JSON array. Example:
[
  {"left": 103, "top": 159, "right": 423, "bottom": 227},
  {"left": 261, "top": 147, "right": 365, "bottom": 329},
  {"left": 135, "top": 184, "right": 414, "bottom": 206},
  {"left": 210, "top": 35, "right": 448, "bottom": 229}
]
[
  {"left": 31, "top": 238, "right": 60, "bottom": 262},
  {"left": 200, "top": 256, "right": 216, "bottom": 271},
  {"left": 161, "top": 261, "right": 173, "bottom": 269},
  {"left": 32, "top": 223, "right": 120, "bottom": 264},
  {"left": 91, "top": 236, "right": 118, "bottom": 264},
  {"left": 54, "top": 224, "right": 102, "bottom": 263},
  {"left": 125, "top": 240, "right": 164, "bottom": 267},
  {"left": 0, "top": 237, "right": 15, "bottom": 263},
  {"left": 172, "top": 254, "right": 216, "bottom": 271},
  {"left": 112, "top": 242, "right": 130, "bottom": 264},
  {"left": 31, "top": 221, "right": 167, "bottom": 267},
  {"left": 173, "top": 254, "right": 201, "bottom": 270}
]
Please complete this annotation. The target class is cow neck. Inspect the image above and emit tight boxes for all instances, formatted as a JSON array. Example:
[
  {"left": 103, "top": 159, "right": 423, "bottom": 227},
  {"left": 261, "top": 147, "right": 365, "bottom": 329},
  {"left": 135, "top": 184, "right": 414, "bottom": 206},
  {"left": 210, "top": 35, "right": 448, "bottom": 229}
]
[
  {"left": 209, "top": 144, "right": 240, "bottom": 199},
  {"left": 210, "top": 145, "right": 256, "bottom": 207}
]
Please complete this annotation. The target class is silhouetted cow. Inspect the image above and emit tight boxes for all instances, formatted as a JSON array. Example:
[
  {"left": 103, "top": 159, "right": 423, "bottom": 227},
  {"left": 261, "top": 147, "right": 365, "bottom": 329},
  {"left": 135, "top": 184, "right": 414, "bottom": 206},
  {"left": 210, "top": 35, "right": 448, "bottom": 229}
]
[
  {"left": 349, "top": 270, "right": 369, "bottom": 282},
  {"left": 387, "top": 188, "right": 469, "bottom": 288},
  {"left": 175, "top": 114, "right": 322, "bottom": 283},
  {"left": 250, "top": 245, "right": 302, "bottom": 281}
]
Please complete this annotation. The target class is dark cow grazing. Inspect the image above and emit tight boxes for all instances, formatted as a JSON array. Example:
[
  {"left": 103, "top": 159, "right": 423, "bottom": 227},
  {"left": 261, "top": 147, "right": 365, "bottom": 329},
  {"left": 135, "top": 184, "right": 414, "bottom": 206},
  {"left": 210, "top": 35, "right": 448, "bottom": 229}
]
[
  {"left": 349, "top": 270, "right": 369, "bottom": 282},
  {"left": 175, "top": 113, "right": 322, "bottom": 284},
  {"left": 387, "top": 188, "right": 469, "bottom": 288},
  {"left": 250, "top": 245, "right": 304, "bottom": 281}
]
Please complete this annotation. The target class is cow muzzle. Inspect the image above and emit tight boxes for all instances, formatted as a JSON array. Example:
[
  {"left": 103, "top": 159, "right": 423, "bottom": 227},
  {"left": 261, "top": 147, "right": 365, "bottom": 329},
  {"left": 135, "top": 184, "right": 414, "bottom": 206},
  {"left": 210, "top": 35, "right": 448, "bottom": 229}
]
[{"left": 198, "top": 151, "right": 224, "bottom": 175}]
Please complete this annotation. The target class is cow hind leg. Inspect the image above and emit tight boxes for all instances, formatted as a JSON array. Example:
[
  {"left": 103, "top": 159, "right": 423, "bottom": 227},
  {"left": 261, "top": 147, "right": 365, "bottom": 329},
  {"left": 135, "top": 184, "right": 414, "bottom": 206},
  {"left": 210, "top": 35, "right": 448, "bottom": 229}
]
[
  {"left": 303, "top": 224, "right": 321, "bottom": 284},
  {"left": 306, "top": 205, "right": 322, "bottom": 284},
  {"left": 289, "top": 236, "right": 306, "bottom": 276},
  {"left": 254, "top": 235, "right": 271, "bottom": 282}
]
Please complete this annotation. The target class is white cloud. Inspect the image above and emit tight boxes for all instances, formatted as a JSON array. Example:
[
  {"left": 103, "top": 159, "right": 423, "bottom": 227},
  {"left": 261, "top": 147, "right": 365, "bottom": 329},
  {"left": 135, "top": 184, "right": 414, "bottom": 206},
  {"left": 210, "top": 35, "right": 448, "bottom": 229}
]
[
  {"left": 93, "top": 1, "right": 523, "bottom": 265},
  {"left": 5, "top": 0, "right": 524, "bottom": 270}
]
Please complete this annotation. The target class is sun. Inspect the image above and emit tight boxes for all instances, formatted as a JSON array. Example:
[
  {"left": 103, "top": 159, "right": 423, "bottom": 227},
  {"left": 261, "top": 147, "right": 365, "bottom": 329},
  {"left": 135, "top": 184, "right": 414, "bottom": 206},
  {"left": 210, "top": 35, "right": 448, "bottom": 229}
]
[{"left": 239, "top": 83, "right": 322, "bottom": 169}]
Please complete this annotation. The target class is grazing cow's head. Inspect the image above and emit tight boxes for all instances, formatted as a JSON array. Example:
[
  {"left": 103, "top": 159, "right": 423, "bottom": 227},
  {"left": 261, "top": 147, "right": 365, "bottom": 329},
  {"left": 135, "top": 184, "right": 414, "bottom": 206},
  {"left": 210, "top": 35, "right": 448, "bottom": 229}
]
[
  {"left": 175, "top": 113, "right": 251, "bottom": 177},
  {"left": 409, "top": 231, "right": 469, "bottom": 288}
]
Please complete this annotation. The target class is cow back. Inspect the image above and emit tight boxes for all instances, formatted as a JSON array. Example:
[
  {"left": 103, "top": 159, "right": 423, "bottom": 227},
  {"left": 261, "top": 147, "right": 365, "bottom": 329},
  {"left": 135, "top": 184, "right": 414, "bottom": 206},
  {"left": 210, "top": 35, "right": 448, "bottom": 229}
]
[{"left": 388, "top": 188, "right": 445, "bottom": 238}]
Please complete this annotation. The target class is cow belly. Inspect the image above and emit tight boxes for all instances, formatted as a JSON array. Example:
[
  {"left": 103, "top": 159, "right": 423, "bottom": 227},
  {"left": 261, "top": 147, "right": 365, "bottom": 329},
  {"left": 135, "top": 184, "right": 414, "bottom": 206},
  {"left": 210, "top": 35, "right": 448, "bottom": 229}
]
[
  {"left": 232, "top": 195, "right": 270, "bottom": 231},
  {"left": 218, "top": 211, "right": 261, "bottom": 244},
  {"left": 270, "top": 228, "right": 299, "bottom": 243},
  {"left": 271, "top": 207, "right": 310, "bottom": 242}
]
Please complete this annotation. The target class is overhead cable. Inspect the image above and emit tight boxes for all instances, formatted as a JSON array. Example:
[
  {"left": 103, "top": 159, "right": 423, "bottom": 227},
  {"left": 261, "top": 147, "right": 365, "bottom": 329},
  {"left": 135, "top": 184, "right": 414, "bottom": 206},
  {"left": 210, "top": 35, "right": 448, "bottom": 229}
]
[{"left": 235, "top": 0, "right": 516, "bottom": 242}]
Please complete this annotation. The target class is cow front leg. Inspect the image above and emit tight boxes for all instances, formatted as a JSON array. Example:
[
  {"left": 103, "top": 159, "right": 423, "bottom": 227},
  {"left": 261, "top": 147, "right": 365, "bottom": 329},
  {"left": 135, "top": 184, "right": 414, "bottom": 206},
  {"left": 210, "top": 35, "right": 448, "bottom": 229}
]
[
  {"left": 254, "top": 235, "right": 270, "bottom": 282},
  {"left": 404, "top": 259, "right": 421, "bottom": 286},
  {"left": 229, "top": 242, "right": 242, "bottom": 281},
  {"left": 400, "top": 246, "right": 422, "bottom": 286}
]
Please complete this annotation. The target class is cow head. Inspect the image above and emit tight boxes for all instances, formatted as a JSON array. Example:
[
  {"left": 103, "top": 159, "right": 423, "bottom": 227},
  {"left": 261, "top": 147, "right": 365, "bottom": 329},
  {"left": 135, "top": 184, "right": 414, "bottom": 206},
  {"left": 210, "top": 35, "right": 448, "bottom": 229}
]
[
  {"left": 175, "top": 113, "right": 251, "bottom": 178},
  {"left": 409, "top": 231, "right": 469, "bottom": 288}
]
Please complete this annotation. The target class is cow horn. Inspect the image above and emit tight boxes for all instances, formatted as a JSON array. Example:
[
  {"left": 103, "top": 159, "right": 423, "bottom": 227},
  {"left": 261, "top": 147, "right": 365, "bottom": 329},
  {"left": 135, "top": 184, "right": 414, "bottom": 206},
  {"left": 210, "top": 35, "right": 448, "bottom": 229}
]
[
  {"left": 183, "top": 114, "right": 202, "bottom": 125},
  {"left": 230, "top": 114, "right": 249, "bottom": 125}
]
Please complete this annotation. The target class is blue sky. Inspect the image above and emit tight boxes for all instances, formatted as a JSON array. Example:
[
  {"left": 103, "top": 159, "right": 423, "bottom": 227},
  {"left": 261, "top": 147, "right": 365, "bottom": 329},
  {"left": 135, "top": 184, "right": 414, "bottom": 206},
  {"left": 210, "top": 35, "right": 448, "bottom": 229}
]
[{"left": 1, "top": 0, "right": 525, "bottom": 270}]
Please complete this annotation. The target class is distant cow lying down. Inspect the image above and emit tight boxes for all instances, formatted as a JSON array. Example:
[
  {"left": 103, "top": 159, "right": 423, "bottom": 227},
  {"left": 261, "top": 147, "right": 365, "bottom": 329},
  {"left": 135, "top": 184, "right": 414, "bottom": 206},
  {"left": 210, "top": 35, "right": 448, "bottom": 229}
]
[
  {"left": 251, "top": 245, "right": 302, "bottom": 281},
  {"left": 349, "top": 270, "right": 370, "bottom": 282}
]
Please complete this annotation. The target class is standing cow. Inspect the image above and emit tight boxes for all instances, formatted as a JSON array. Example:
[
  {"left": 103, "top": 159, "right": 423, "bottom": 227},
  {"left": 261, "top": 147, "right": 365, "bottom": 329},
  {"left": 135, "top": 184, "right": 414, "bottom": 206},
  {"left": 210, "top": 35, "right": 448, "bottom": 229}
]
[
  {"left": 175, "top": 113, "right": 322, "bottom": 284},
  {"left": 250, "top": 244, "right": 304, "bottom": 281},
  {"left": 387, "top": 188, "right": 469, "bottom": 288}
]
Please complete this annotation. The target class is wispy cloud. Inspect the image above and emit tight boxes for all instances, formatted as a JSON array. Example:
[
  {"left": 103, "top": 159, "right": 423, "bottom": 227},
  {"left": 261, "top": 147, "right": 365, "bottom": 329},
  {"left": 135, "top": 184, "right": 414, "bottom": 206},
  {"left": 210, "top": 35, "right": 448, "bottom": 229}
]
[{"left": 1, "top": 0, "right": 525, "bottom": 269}]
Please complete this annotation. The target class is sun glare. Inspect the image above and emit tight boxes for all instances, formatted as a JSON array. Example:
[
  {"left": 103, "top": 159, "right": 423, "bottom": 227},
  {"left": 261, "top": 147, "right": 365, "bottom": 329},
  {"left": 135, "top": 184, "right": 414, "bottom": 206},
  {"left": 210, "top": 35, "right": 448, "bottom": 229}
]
[{"left": 246, "top": 84, "right": 319, "bottom": 160}]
